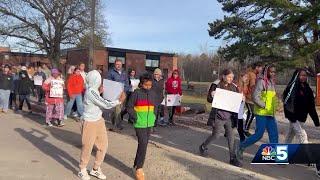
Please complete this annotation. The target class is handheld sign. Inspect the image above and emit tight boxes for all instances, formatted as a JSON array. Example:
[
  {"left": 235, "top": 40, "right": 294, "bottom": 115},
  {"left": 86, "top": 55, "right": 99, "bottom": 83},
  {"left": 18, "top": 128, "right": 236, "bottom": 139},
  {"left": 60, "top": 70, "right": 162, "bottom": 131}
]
[
  {"left": 212, "top": 88, "right": 243, "bottom": 113},
  {"left": 34, "top": 75, "right": 43, "bottom": 86},
  {"left": 103, "top": 79, "right": 124, "bottom": 101},
  {"left": 49, "top": 80, "right": 64, "bottom": 98},
  {"left": 130, "top": 79, "right": 140, "bottom": 92},
  {"left": 161, "top": 94, "right": 181, "bottom": 106}
]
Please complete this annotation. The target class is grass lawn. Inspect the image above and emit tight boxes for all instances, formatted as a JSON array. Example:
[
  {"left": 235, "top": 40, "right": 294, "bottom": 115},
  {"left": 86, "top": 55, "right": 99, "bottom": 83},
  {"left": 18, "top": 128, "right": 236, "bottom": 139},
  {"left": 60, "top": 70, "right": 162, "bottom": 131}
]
[{"left": 182, "top": 94, "right": 211, "bottom": 111}]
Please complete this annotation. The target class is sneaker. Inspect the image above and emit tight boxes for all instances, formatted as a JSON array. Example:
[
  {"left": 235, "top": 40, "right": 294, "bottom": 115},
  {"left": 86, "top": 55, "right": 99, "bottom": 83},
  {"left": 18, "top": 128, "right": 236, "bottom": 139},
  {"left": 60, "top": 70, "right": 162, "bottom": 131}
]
[
  {"left": 199, "top": 144, "right": 208, "bottom": 157},
  {"left": 63, "top": 115, "right": 68, "bottom": 120},
  {"left": 230, "top": 158, "right": 242, "bottom": 167},
  {"left": 168, "top": 121, "right": 176, "bottom": 126},
  {"left": 46, "top": 122, "right": 53, "bottom": 127},
  {"left": 78, "top": 169, "right": 90, "bottom": 180},
  {"left": 89, "top": 167, "right": 106, "bottom": 180},
  {"left": 135, "top": 168, "right": 145, "bottom": 180},
  {"left": 72, "top": 112, "right": 79, "bottom": 118},
  {"left": 58, "top": 120, "right": 65, "bottom": 127},
  {"left": 316, "top": 164, "right": 320, "bottom": 178}
]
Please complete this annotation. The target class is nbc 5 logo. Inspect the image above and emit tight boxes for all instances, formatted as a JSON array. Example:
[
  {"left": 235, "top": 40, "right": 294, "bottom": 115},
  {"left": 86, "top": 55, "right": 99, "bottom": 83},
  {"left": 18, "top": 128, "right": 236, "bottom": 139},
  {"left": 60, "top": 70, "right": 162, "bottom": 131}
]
[{"left": 261, "top": 145, "right": 288, "bottom": 162}]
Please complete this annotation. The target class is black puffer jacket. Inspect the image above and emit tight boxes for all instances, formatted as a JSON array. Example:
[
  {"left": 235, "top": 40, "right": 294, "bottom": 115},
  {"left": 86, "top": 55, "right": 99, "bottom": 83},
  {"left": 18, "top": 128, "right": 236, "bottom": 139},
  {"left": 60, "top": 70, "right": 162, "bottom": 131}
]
[
  {"left": 283, "top": 69, "right": 320, "bottom": 126},
  {"left": 17, "top": 70, "right": 33, "bottom": 95}
]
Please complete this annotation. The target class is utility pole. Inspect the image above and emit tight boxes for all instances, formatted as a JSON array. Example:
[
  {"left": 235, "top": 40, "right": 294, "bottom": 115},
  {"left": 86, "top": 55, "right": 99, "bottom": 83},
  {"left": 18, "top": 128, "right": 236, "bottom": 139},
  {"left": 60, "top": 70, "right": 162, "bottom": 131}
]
[{"left": 89, "top": 0, "right": 96, "bottom": 71}]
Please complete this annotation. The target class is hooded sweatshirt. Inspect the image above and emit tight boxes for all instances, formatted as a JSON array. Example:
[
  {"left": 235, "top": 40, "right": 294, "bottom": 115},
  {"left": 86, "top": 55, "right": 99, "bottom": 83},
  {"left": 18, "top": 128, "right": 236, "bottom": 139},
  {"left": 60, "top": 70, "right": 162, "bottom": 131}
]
[
  {"left": 252, "top": 65, "right": 277, "bottom": 116},
  {"left": 83, "top": 70, "right": 120, "bottom": 121},
  {"left": 127, "top": 88, "right": 157, "bottom": 128},
  {"left": 283, "top": 69, "right": 320, "bottom": 126},
  {"left": 67, "top": 73, "right": 84, "bottom": 96},
  {"left": 165, "top": 70, "right": 182, "bottom": 95}
]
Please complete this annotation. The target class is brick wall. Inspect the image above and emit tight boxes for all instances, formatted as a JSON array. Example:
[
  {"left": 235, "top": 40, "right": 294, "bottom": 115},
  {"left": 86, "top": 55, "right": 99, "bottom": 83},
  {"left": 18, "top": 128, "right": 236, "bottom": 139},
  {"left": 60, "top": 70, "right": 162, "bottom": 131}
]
[{"left": 125, "top": 53, "right": 146, "bottom": 75}]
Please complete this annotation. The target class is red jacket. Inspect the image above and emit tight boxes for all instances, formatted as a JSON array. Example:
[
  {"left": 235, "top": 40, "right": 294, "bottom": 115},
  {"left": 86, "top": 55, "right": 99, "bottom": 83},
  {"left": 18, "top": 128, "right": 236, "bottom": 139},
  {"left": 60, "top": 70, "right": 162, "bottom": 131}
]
[
  {"left": 165, "top": 71, "right": 182, "bottom": 95},
  {"left": 67, "top": 74, "right": 84, "bottom": 96}
]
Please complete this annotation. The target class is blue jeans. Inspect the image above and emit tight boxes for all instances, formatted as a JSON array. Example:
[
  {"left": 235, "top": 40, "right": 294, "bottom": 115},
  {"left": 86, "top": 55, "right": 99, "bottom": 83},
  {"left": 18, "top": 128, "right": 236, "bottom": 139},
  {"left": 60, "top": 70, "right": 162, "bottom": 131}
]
[
  {"left": 240, "top": 115, "right": 278, "bottom": 149},
  {"left": 64, "top": 94, "right": 84, "bottom": 117},
  {"left": 0, "top": 89, "right": 11, "bottom": 111}
]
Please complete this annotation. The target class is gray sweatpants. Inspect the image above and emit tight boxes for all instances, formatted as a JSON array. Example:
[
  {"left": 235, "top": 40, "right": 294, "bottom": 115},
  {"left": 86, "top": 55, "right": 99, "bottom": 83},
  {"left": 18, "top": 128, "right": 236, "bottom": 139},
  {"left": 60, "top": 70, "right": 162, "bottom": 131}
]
[
  {"left": 285, "top": 121, "right": 308, "bottom": 144},
  {"left": 202, "top": 118, "right": 237, "bottom": 159}
]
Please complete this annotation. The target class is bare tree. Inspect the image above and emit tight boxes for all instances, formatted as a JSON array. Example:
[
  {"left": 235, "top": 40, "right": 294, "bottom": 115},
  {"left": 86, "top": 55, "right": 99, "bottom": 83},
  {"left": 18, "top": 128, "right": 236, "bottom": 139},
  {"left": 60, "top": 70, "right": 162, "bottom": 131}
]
[{"left": 0, "top": 0, "right": 107, "bottom": 67}]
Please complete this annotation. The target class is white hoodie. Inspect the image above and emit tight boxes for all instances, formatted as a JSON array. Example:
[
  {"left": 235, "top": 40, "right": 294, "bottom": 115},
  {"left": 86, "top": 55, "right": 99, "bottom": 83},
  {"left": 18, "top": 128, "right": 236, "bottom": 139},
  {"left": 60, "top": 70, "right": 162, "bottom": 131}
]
[{"left": 83, "top": 70, "right": 120, "bottom": 121}]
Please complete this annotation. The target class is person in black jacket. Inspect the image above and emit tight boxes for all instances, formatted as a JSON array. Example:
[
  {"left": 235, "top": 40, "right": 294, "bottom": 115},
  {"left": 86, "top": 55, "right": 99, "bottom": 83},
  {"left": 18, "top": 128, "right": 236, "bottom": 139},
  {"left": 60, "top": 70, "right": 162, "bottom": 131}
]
[
  {"left": 283, "top": 68, "right": 320, "bottom": 143},
  {"left": 199, "top": 69, "right": 242, "bottom": 167},
  {"left": 17, "top": 70, "right": 33, "bottom": 113}
]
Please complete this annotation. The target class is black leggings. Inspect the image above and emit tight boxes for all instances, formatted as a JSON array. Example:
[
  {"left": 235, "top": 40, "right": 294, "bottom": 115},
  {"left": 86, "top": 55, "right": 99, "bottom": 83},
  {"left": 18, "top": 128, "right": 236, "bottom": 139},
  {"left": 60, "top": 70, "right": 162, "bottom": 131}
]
[
  {"left": 244, "top": 103, "right": 255, "bottom": 131},
  {"left": 134, "top": 128, "right": 151, "bottom": 169},
  {"left": 237, "top": 119, "right": 246, "bottom": 142},
  {"left": 19, "top": 95, "right": 31, "bottom": 110}
]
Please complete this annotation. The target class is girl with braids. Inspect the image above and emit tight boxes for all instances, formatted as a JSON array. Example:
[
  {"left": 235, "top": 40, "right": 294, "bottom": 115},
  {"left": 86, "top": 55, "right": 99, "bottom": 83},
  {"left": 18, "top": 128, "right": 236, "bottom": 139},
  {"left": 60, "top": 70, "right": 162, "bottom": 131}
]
[
  {"left": 283, "top": 68, "right": 319, "bottom": 144},
  {"left": 237, "top": 64, "right": 279, "bottom": 159}
]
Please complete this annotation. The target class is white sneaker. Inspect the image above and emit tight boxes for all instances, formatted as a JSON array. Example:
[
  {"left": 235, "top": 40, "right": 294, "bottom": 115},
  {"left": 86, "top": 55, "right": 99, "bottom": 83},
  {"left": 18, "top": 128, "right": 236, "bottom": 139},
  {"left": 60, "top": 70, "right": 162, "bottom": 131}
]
[
  {"left": 78, "top": 169, "right": 90, "bottom": 180},
  {"left": 63, "top": 115, "right": 68, "bottom": 120},
  {"left": 46, "top": 122, "right": 53, "bottom": 127},
  {"left": 89, "top": 167, "right": 106, "bottom": 180}
]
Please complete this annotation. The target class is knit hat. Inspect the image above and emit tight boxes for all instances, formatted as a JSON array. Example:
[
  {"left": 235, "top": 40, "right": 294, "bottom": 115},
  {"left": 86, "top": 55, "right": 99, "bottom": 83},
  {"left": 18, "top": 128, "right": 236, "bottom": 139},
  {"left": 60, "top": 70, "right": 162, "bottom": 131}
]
[
  {"left": 51, "top": 68, "right": 59, "bottom": 74},
  {"left": 154, "top": 68, "right": 162, "bottom": 75}
]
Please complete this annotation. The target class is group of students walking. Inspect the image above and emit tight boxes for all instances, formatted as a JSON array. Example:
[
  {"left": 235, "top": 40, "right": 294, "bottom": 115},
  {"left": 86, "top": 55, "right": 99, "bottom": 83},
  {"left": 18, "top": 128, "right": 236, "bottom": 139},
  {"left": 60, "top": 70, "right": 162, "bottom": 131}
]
[
  {"left": 0, "top": 59, "right": 183, "bottom": 180},
  {"left": 2, "top": 60, "right": 319, "bottom": 179},
  {"left": 199, "top": 63, "right": 320, "bottom": 177}
]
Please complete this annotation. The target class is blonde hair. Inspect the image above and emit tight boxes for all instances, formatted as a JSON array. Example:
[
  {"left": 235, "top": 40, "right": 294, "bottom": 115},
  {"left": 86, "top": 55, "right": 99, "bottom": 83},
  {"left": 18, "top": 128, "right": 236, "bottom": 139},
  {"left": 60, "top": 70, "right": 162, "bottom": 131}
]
[{"left": 154, "top": 68, "right": 162, "bottom": 75}]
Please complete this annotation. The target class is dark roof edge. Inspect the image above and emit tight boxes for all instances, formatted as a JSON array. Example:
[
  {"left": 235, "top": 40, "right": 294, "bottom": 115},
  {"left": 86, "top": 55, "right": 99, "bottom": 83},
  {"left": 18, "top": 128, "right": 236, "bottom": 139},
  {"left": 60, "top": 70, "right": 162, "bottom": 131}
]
[{"left": 63, "top": 47, "right": 176, "bottom": 57}]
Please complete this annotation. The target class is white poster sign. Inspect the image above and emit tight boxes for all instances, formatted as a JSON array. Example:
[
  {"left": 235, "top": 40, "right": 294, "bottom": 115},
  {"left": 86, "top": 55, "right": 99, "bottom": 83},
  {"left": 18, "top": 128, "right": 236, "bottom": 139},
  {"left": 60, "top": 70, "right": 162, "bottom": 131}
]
[
  {"left": 49, "top": 80, "right": 64, "bottom": 98},
  {"left": 212, "top": 88, "right": 243, "bottom": 113},
  {"left": 103, "top": 79, "right": 124, "bottom": 101},
  {"left": 34, "top": 75, "right": 43, "bottom": 86},
  {"left": 161, "top": 94, "right": 181, "bottom": 106},
  {"left": 131, "top": 79, "right": 140, "bottom": 91}
]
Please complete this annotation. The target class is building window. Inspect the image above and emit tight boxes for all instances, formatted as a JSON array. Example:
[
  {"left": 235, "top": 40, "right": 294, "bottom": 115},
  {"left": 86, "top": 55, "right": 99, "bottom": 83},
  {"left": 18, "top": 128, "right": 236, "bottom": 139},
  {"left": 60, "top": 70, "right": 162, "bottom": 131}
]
[
  {"left": 108, "top": 51, "right": 126, "bottom": 70},
  {"left": 145, "top": 54, "right": 160, "bottom": 72}
]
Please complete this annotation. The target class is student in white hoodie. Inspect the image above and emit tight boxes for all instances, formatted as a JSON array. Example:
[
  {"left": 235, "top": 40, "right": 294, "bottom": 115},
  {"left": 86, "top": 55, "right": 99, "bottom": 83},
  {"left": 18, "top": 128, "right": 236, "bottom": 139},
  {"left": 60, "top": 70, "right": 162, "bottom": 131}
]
[{"left": 78, "top": 70, "right": 126, "bottom": 180}]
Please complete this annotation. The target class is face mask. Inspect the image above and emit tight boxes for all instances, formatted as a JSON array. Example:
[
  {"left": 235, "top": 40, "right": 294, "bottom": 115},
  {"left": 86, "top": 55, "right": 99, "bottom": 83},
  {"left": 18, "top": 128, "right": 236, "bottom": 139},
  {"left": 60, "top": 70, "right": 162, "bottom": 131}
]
[{"left": 21, "top": 74, "right": 26, "bottom": 78}]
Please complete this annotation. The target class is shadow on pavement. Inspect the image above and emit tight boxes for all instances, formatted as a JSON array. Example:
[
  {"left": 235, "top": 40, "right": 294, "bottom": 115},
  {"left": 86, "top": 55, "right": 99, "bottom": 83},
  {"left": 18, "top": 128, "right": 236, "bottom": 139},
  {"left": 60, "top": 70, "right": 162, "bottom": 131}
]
[{"left": 14, "top": 128, "right": 79, "bottom": 174}]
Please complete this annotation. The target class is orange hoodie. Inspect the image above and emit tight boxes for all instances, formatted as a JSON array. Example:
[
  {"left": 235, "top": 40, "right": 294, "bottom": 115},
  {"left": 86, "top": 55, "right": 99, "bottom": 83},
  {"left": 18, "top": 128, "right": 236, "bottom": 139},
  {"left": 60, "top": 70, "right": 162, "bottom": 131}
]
[{"left": 67, "top": 74, "right": 84, "bottom": 96}]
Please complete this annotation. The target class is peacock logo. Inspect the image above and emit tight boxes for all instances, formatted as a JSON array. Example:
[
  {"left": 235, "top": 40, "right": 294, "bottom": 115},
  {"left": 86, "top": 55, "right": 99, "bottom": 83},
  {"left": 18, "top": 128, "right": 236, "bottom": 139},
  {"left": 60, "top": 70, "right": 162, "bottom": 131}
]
[{"left": 261, "top": 146, "right": 276, "bottom": 156}]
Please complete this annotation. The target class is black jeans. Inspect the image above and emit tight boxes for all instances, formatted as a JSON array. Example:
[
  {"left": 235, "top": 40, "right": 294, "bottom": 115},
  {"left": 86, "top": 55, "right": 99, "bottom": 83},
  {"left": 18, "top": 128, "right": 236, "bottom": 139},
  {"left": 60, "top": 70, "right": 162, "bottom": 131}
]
[
  {"left": 237, "top": 119, "right": 246, "bottom": 142},
  {"left": 168, "top": 106, "right": 176, "bottom": 123},
  {"left": 35, "top": 85, "right": 44, "bottom": 103},
  {"left": 154, "top": 105, "right": 164, "bottom": 126},
  {"left": 134, "top": 128, "right": 151, "bottom": 169},
  {"left": 19, "top": 95, "right": 31, "bottom": 111}
]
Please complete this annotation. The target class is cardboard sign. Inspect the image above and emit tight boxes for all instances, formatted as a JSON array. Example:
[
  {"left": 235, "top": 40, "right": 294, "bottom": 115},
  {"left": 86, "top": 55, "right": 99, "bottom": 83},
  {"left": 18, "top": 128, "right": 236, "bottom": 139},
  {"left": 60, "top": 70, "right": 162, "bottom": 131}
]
[
  {"left": 103, "top": 79, "right": 124, "bottom": 101},
  {"left": 49, "top": 80, "right": 64, "bottom": 98},
  {"left": 161, "top": 94, "right": 181, "bottom": 106},
  {"left": 212, "top": 88, "right": 243, "bottom": 113},
  {"left": 131, "top": 79, "right": 140, "bottom": 92},
  {"left": 34, "top": 75, "right": 43, "bottom": 86}
]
